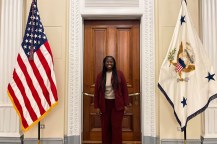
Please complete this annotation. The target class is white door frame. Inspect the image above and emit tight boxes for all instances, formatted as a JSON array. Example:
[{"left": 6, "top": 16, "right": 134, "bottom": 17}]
[{"left": 67, "top": 0, "right": 156, "bottom": 143}]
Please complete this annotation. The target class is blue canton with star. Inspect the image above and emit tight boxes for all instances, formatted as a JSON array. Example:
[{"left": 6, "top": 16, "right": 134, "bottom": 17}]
[
  {"left": 205, "top": 72, "right": 215, "bottom": 82},
  {"left": 181, "top": 97, "right": 187, "bottom": 108},
  {"left": 21, "top": 3, "right": 47, "bottom": 58},
  {"left": 180, "top": 15, "right": 186, "bottom": 25}
]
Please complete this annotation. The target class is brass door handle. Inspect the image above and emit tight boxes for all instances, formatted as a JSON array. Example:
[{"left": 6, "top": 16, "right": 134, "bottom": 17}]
[
  {"left": 129, "top": 93, "right": 140, "bottom": 105},
  {"left": 83, "top": 92, "right": 140, "bottom": 97},
  {"left": 83, "top": 92, "right": 94, "bottom": 97},
  {"left": 129, "top": 93, "right": 140, "bottom": 96}
]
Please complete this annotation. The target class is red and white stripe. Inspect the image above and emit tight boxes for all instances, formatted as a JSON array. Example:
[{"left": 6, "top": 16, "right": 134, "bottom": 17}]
[
  {"left": 7, "top": 41, "right": 58, "bottom": 131},
  {"left": 176, "top": 63, "right": 184, "bottom": 72}
]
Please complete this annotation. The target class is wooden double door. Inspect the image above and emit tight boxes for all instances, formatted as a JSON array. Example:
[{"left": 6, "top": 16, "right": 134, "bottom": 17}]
[{"left": 83, "top": 20, "right": 140, "bottom": 143}]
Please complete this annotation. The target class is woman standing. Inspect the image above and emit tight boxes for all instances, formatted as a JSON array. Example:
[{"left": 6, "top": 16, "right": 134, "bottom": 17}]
[{"left": 94, "top": 56, "right": 129, "bottom": 144}]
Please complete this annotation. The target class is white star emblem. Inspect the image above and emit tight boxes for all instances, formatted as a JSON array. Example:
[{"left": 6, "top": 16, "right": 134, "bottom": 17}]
[{"left": 30, "top": 16, "right": 35, "bottom": 20}]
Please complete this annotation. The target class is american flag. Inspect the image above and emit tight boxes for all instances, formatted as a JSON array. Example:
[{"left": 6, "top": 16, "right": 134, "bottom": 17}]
[
  {"left": 7, "top": 1, "right": 58, "bottom": 131},
  {"left": 176, "top": 58, "right": 186, "bottom": 72}
]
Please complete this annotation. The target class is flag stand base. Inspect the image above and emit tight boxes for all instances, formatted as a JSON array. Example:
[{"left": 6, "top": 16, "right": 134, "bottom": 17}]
[
  {"left": 20, "top": 135, "right": 24, "bottom": 144},
  {"left": 38, "top": 121, "right": 40, "bottom": 144},
  {"left": 184, "top": 127, "right": 187, "bottom": 144}
]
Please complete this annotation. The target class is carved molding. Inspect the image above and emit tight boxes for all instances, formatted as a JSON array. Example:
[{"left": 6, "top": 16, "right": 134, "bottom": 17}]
[
  {"left": 201, "top": 0, "right": 217, "bottom": 138},
  {"left": 68, "top": 0, "right": 82, "bottom": 136},
  {"left": 141, "top": 0, "right": 156, "bottom": 137},
  {"left": 0, "top": 0, "right": 23, "bottom": 137},
  {"left": 68, "top": 0, "right": 156, "bottom": 139},
  {"left": 85, "top": 0, "right": 139, "bottom": 8}
]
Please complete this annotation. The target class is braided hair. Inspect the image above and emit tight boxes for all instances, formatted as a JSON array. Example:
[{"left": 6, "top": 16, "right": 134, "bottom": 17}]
[{"left": 100, "top": 56, "right": 119, "bottom": 91}]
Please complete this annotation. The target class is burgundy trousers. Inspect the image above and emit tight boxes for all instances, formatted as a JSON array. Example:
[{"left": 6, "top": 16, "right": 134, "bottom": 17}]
[{"left": 101, "top": 99, "right": 124, "bottom": 144}]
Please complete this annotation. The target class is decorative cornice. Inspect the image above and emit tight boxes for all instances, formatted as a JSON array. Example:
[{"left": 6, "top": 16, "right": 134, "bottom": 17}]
[{"left": 85, "top": 0, "right": 139, "bottom": 7}]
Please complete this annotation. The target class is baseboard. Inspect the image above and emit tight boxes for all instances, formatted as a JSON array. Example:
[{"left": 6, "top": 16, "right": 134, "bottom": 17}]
[
  {"left": 24, "top": 138, "right": 63, "bottom": 144},
  {"left": 202, "top": 138, "right": 217, "bottom": 144},
  {"left": 0, "top": 137, "right": 22, "bottom": 144},
  {"left": 161, "top": 139, "right": 201, "bottom": 144},
  {"left": 64, "top": 135, "right": 80, "bottom": 144},
  {"left": 143, "top": 136, "right": 159, "bottom": 144}
]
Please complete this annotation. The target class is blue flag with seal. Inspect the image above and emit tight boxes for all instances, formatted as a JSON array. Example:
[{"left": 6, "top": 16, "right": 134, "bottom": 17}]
[{"left": 158, "top": 1, "right": 217, "bottom": 131}]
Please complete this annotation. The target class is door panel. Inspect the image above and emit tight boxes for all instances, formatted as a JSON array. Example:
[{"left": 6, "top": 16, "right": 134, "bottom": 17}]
[{"left": 83, "top": 20, "right": 140, "bottom": 142}]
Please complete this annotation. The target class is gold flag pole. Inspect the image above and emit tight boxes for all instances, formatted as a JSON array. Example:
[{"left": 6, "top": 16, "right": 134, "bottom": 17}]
[
  {"left": 32, "top": 0, "right": 40, "bottom": 143},
  {"left": 184, "top": 1, "right": 187, "bottom": 144}
]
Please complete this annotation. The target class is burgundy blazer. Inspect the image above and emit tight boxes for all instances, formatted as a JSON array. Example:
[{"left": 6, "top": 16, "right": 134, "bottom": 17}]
[{"left": 94, "top": 70, "right": 129, "bottom": 112}]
